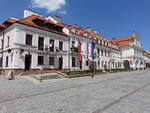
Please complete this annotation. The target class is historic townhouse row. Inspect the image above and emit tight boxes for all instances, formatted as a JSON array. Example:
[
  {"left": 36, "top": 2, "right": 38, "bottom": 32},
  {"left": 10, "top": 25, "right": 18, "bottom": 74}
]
[
  {"left": 110, "top": 35, "right": 145, "bottom": 69},
  {"left": 0, "top": 10, "right": 146, "bottom": 74}
]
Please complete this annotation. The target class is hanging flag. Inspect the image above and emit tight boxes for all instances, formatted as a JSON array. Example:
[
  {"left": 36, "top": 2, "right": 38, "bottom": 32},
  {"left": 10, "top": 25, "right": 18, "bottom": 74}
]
[
  {"left": 140, "top": 60, "right": 143, "bottom": 65},
  {"left": 87, "top": 42, "right": 89, "bottom": 61},
  {"left": 77, "top": 39, "right": 82, "bottom": 61},
  {"left": 91, "top": 41, "right": 96, "bottom": 60}
]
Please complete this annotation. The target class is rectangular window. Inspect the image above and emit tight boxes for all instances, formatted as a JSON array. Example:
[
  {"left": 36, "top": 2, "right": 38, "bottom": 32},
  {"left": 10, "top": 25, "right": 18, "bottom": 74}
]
[
  {"left": 97, "top": 49, "right": 100, "bottom": 56},
  {"left": 6, "top": 56, "right": 8, "bottom": 67},
  {"left": 101, "top": 50, "right": 103, "bottom": 56},
  {"left": 59, "top": 41, "right": 63, "bottom": 51},
  {"left": 102, "top": 61, "right": 104, "bottom": 67},
  {"left": 86, "top": 61, "right": 89, "bottom": 66},
  {"left": 50, "top": 39, "right": 54, "bottom": 52},
  {"left": 7, "top": 36, "right": 10, "bottom": 47},
  {"left": 108, "top": 51, "right": 110, "bottom": 57},
  {"left": 72, "top": 41, "right": 75, "bottom": 47},
  {"left": 49, "top": 57, "right": 55, "bottom": 65},
  {"left": 38, "top": 56, "right": 44, "bottom": 65},
  {"left": 26, "top": 34, "right": 32, "bottom": 46},
  {"left": 72, "top": 57, "right": 76, "bottom": 67},
  {"left": 1, "top": 40, "right": 3, "bottom": 49},
  {"left": 38, "top": 37, "right": 44, "bottom": 51},
  {"left": 0, "top": 57, "right": 2, "bottom": 67},
  {"left": 105, "top": 51, "right": 107, "bottom": 56},
  {"left": 118, "top": 62, "right": 120, "bottom": 68},
  {"left": 100, "top": 40, "right": 102, "bottom": 45},
  {"left": 105, "top": 61, "right": 107, "bottom": 67},
  {"left": 96, "top": 39, "right": 99, "bottom": 44}
]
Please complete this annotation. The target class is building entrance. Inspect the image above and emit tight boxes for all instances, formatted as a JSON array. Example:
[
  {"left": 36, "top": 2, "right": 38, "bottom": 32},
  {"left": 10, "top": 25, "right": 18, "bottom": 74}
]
[{"left": 25, "top": 55, "right": 31, "bottom": 70}]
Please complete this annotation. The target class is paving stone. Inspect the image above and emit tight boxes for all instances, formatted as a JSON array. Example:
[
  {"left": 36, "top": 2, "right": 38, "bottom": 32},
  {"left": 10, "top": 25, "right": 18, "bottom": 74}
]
[{"left": 0, "top": 70, "right": 149, "bottom": 113}]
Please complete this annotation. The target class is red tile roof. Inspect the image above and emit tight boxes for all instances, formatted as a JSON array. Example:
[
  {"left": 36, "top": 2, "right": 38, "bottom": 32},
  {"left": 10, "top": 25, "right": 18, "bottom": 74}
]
[
  {"left": 57, "top": 22, "right": 72, "bottom": 29},
  {"left": 17, "top": 15, "right": 68, "bottom": 37},
  {"left": 0, "top": 24, "right": 4, "bottom": 28},
  {"left": 110, "top": 36, "right": 135, "bottom": 47},
  {"left": 57, "top": 22, "right": 97, "bottom": 40},
  {"left": 0, "top": 24, "right": 4, "bottom": 31},
  {"left": 1, "top": 15, "right": 69, "bottom": 37}
]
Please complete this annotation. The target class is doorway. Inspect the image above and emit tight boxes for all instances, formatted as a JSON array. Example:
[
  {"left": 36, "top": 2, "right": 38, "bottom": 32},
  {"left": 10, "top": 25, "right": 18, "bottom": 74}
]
[
  {"left": 58, "top": 57, "right": 63, "bottom": 70},
  {"left": 79, "top": 61, "right": 82, "bottom": 69},
  {"left": 25, "top": 55, "right": 32, "bottom": 70},
  {"left": 123, "top": 60, "right": 130, "bottom": 69}
]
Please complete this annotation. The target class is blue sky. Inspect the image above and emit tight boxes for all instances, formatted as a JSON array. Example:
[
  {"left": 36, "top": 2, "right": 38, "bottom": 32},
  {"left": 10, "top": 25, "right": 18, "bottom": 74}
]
[{"left": 0, "top": 0, "right": 150, "bottom": 49}]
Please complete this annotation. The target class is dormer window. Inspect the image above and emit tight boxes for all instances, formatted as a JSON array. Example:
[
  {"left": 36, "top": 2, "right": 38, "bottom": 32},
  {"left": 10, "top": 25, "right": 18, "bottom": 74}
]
[
  {"left": 75, "top": 30, "right": 79, "bottom": 34},
  {"left": 33, "top": 18, "right": 63, "bottom": 33},
  {"left": 45, "top": 22, "right": 62, "bottom": 32},
  {"left": 33, "top": 19, "right": 45, "bottom": 27},
  {"left": 71, "top": 29, "right": 76, "bottom": 33}
]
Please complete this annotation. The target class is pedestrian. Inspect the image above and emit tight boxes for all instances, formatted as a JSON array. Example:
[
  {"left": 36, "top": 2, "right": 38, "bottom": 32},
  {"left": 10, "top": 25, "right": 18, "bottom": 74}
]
[
  {"left": 7, "top": 70, "right": 14, "bottom": 80},
  {"left": 89, "top": 62, "right": 95, "bottom": 78}
]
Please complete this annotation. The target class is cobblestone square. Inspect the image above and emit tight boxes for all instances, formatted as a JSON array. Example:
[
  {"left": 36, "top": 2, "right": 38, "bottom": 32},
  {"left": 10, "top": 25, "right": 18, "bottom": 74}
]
[{"left": 0, "top": 70, "right": 150, "bottom": 113}]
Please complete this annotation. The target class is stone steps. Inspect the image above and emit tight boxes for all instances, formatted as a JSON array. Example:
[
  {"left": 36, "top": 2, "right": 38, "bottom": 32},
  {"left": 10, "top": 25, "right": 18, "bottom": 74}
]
[{"left": 32, "top": 73, "right": 61, "bottom": 81}]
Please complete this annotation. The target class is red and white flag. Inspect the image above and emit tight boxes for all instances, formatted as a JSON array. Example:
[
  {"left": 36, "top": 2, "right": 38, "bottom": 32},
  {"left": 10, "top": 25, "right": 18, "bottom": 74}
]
[
  {"left": 78, "top": 39, "right": 82, "bottom": 61},
  {"left": 87, "top": 42, "right": 89, "bottom": 61}
]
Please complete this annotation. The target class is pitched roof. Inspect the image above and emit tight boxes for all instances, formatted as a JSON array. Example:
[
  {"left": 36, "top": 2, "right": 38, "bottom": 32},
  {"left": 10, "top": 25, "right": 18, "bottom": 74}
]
[
  {"left": 17, "top": 15, "right": 68, "bottom": 37},
  {"left": 0, "top": 24, "right": 4, "bottom": 30},
  {"left": 1, "top": 15, "right": 68, "bottom": 37},
  {"left": 0, "top": 24, "right": 4, "bottom": 28},
  {"left": 3, "top": 18, "right": 18, "bottom": 26},
  {"left": 57, "top": 22, "right": 97, "bottom": 40},
  {"left": 57, "top": 22, "right": 72, "bottom": 29},
  {"left": 110, "top": 36, "right": 135, "bottom": 47}
]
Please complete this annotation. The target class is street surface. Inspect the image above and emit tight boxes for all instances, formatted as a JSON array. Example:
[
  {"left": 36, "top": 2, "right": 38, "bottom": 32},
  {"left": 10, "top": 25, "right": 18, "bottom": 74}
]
[{"left": 0, "top": 70, "right": 150, "bottom": 113}]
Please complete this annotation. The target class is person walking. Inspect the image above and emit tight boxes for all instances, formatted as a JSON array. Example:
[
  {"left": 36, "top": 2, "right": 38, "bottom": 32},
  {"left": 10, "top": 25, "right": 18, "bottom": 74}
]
[
  {"left": 89, "top": 62, "right": 95, "bottom": 78},
  {"left": 7, "top": 70, "right": 14, "bottom": 80}
]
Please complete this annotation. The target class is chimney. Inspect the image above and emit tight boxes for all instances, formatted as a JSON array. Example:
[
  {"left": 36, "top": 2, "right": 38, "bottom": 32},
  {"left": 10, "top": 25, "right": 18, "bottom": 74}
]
[{"left": 24, "top": 9, "right": 42, "bottom": 18}]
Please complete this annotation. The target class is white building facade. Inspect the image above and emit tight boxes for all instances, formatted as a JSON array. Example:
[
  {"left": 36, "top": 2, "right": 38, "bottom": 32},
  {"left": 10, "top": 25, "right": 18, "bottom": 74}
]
[
  {"left": 0, "top": 12, "right": 70, "bottom": 74},
  {"left": 95, "top": 36, "right": 122, "bottom": 70},
  {"left": 111, "top": 35, "right": 145, "bottom": 70},
  {"left": 0, "top": 10, "right": 147, "bottom": 75}
]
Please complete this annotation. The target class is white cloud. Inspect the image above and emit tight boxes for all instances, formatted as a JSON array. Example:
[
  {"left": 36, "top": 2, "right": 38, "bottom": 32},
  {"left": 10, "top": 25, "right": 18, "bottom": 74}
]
[
  {"left": 31, "top": 0, "right": 66, "bottom": 13},
  {"left": 59, "top": 10, "right": 67, "bottom": 15}
]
